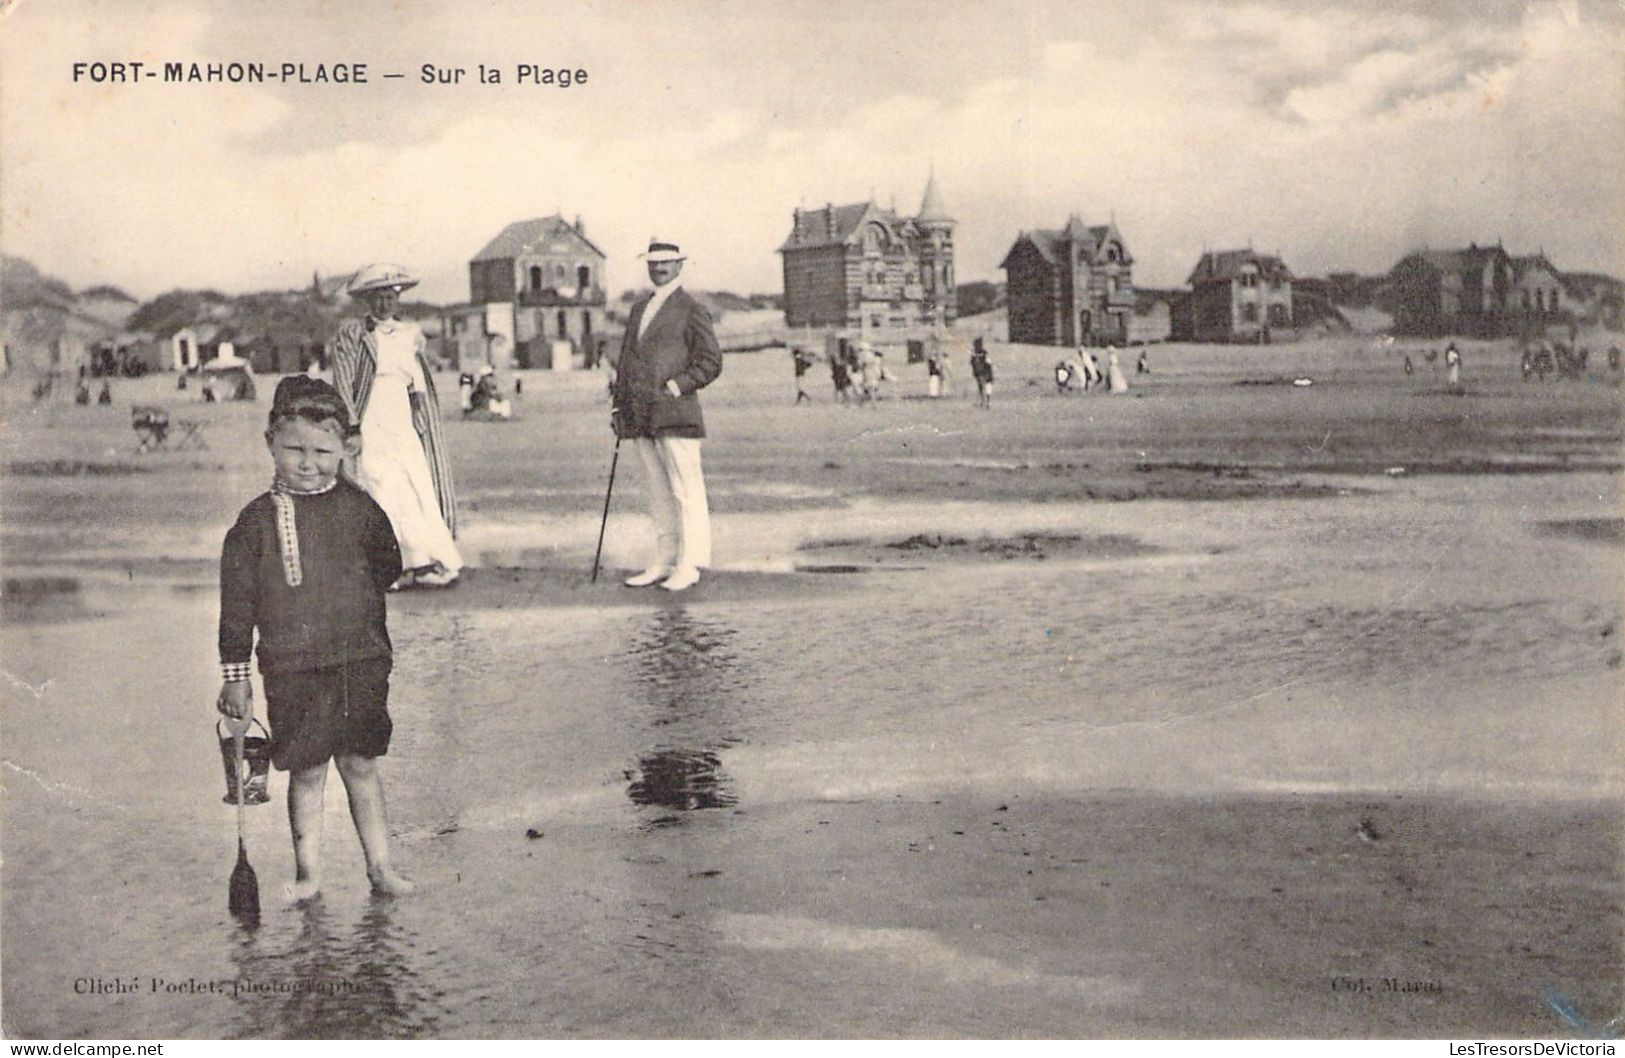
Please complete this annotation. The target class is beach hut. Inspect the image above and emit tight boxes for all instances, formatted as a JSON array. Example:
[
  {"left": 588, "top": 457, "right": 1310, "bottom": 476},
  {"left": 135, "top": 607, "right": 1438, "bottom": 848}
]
[{"left": 171, "top": 327, "right": 202, "bottom": 371}]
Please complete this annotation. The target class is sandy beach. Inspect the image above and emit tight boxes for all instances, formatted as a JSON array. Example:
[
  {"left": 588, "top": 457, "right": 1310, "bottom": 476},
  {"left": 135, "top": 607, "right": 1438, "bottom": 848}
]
[{"left": 2, "top": 335, "right": 1622, "bottom": 1038}]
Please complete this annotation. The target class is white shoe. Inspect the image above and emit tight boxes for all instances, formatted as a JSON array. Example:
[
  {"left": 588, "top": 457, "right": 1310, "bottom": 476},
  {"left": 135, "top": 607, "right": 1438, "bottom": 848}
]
[
  {"left": 659, "top": 565, "right": 701, "bottom": 592},
  {"left": 624, "top": 565, "right": 673, "bottom": 588}
]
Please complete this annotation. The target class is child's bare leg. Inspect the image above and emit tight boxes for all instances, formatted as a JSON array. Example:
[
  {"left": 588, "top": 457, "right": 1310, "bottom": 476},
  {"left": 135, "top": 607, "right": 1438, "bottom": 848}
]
[
  {"left": 334, "top": 754, "right": 416, "bottom": 896},
  {"left": 287, "top": 764, "right": 328, "bottom": 902}
]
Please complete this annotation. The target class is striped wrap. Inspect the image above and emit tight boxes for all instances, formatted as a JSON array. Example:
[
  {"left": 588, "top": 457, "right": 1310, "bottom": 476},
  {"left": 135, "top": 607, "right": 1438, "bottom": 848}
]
[{"left": 327, "top": 317, "right": 458, "bottom": 537}]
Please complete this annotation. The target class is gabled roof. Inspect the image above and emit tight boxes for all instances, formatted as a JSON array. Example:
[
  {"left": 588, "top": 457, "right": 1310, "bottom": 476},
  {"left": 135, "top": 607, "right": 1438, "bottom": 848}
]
[
  {"left": 999, "top": 218, "right": 1131, "bottom": 271},
  {"left": 1394, "top": 244, "right": 1513, "bottom": 275},
  {"left": 780, "top": 201, "right": 900, "bottom": 251},
  {"left": 1187, "top": 249, "right": 1293, "bottom": 285},
  {"left": 472, "top": 215, "right": 606, "bottom": 263},
  {"left": 1511, "top": 253, "right": 1561, "bottom": 281}
]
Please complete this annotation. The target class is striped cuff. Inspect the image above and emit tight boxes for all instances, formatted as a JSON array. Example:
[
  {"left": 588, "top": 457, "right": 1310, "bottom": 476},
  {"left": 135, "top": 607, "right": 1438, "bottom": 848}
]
[{"left": 221, "top": 661, "right": 253, "bottom": 682}]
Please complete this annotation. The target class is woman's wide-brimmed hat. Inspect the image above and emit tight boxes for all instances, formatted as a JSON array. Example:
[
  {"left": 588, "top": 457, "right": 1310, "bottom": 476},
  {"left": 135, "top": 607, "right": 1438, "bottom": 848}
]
[
  {"left": 347, "top": 263, "right": 420, "bottom": 297},
  {"left": 638, "top": 239, "right": 687, "bottom": 263}
]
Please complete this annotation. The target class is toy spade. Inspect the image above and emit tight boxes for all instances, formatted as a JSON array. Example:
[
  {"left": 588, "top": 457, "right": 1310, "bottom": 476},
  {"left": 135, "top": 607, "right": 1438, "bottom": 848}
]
[{"left": 225, "top": 719, "right": 260, "bottom": 922}]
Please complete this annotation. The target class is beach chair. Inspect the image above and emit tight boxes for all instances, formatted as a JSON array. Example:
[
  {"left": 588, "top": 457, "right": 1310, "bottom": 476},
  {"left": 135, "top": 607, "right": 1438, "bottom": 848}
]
[
  {"left": 132, "top": 406, "right": 171, "bottom": 452},
  {"left": 173, "top": 419, "right": 209, "bottom": 451}
]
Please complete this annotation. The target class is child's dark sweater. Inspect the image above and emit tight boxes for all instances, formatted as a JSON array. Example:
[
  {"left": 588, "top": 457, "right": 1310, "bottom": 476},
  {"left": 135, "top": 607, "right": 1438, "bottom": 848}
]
[{"left": 219, "top": 480, "right": 403, "bottom": 675}]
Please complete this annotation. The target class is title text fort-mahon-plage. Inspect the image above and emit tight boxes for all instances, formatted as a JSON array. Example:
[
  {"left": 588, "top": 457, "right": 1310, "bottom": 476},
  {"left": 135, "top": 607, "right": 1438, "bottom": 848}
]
[{"left": 71, "top": 61, "right": 587, "bottom": 87}]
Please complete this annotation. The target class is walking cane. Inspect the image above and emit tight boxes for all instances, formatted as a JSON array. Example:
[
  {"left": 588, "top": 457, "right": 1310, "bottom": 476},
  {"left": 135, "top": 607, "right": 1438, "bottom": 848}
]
[{"left": 590, "top": 433, "right": 621, "bottom": 584}]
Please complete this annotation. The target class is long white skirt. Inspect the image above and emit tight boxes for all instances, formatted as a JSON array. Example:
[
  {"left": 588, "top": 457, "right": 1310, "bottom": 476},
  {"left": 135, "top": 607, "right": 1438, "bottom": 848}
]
[{"left": 352, "top": 376, "right": 463, "bottom": 573}]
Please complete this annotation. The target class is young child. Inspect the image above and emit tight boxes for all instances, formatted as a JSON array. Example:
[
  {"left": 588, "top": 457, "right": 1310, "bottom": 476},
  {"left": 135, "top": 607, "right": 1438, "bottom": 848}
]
[{"left": 217, "top": 376, "right": 415, "bottom": 901}]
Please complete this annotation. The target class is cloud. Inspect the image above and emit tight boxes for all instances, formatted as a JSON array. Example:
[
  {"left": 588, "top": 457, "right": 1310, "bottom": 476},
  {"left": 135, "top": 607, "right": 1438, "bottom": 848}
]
[{"left": 1, "top": 0, "right": 1619, "bottom": 302}]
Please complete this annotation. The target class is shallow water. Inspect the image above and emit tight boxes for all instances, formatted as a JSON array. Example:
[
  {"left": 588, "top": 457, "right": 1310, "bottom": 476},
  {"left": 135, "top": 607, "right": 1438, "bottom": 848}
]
[{"left": 3, "top": 472, "right": 1621, "bottom": 1037}]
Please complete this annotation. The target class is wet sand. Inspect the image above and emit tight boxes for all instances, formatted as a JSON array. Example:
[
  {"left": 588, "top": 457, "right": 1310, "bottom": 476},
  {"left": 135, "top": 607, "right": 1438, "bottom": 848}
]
[{"left": 2, "top": 337, "right": 1622, "bottom": 1038}]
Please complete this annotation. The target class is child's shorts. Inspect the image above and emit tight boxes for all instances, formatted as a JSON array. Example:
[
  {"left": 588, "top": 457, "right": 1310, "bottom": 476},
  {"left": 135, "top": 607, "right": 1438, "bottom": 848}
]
[{"left": 263, "top": 657, "right": 393, "bottom": 772}]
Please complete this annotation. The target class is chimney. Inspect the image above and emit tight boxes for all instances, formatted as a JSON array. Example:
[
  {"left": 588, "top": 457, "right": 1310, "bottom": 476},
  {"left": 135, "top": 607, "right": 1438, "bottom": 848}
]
[
  {"left": 825, "top": 203, "right": 835, "bottom": 240},
  {"left": 793, "top": 207, "right": 801, "bottom": 240},
  {"left": 574, "top": 214, "right": 584, "bottom": 237}
]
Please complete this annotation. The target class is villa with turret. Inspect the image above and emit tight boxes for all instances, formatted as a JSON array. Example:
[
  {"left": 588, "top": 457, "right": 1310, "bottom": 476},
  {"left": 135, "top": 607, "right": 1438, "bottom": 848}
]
[{"left": 778, "top": 175, "right": 956, "bottom": 331}]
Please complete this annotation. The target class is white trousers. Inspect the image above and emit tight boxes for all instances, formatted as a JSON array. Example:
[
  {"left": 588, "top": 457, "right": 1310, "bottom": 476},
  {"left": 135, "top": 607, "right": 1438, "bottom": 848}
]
[{"left": 632, "top": 437, "right": 711, "bottom": 569}]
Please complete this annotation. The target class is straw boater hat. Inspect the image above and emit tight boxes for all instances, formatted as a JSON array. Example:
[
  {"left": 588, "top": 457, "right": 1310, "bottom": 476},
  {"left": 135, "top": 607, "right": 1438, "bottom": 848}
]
[
  {"left": 638, "top": 239, "right": 687, "bottom": 263},
  {"left": 347, "top": 263, "right": 420, "bottom": 297}
]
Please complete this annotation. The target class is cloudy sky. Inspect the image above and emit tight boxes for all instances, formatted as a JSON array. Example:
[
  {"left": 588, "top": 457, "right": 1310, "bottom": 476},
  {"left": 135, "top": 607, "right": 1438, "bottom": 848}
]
[{"left": 1, "top": 0, "right": 1620, "bottom": 303}]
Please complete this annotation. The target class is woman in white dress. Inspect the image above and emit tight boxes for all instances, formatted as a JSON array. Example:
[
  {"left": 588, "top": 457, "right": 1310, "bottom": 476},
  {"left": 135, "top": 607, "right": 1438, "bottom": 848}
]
[
  {"left": 328, "top": 264, "right": 462, "bottom": 588},
  {"left": 1106, "top": 346, "right": 1130, "bottom": 394}
]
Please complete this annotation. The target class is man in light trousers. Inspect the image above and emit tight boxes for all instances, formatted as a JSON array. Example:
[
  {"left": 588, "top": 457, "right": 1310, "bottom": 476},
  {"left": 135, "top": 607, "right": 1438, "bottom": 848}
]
[{"left": 610, "top": 239, "right": 723, "bottom": 592}]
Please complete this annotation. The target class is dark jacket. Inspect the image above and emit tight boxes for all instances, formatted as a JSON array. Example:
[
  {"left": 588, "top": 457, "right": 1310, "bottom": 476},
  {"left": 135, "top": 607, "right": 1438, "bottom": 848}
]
[{"left": 612, "top": 287, "right": 723, "bottom": 439}]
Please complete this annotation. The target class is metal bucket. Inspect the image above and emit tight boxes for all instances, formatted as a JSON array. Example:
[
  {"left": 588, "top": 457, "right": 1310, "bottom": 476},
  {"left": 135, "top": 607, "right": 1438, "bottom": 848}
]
[{"left": 217, "top": 718, "right": 272, "bottom": 805}]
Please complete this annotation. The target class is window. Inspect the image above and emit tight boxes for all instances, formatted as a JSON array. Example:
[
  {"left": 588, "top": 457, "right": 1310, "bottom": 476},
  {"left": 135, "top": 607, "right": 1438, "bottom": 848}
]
[
  {"left": 557, "top": 310, "right": 568, "bottom": 336},
  {"left": 578, "top": 265, "right": 592, "bottom": 289},
  {"left": 1549, "top": 288, "right": 1559, "bottom": 311},
  {"left": 582, "top": 311, "right": 592, "bottom": 336},
  {"left": 1242, "top": 303, "right": 1258, "bottom": 322},
  {"left": 529, "top": 266, "right": 542, "bottom": 292}
]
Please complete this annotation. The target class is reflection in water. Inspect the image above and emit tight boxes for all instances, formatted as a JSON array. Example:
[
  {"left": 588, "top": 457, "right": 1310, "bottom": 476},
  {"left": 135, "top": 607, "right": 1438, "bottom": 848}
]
[
  {"left": 624, "top": 609, "right": 748, "bottom": 820},
  {"left": 225, "top": 899, "right": 448, "bottom": 1039},
  {"left": 627, "top": 748, "right": 736, "bottom": 811}
]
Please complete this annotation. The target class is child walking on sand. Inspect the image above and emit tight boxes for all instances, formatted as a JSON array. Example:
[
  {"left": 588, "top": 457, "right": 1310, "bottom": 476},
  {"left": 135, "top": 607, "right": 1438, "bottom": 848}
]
[{"left": 217, "top": 376, "right": 415, "bottom": 901}]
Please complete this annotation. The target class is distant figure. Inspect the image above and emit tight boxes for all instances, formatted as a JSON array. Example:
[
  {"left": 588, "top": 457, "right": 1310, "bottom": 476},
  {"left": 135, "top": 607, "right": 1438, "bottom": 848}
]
[
  {"left": 458, "top": 371, "right": 475, "bottom": 414},
  {"left": 1520, "top": 347, "right": 1534, "bottom": 382},
  {"left": 938, "top": 352, "right": 955, "bottom": 398},
  {"left": 831, "top": 356, "right": 853, "bottom": 404},
  {"left": 856, "top": 340, "right": 880, "bottom": 405},
  {"left": 1136, "top": 350, "right": 1151, "bottom": 375},
  {"left": 1533, "top": 340, "right": 1553, "bottom": 381},
  {"left": 514, "top": 376, "right": 522, "bottom": 396},
  {"left": 1078, "top": 347, "right": 1101, "bottom": 391},
  {"left": 1444, "top": 343, "right": 1461, "bottom": 389},
  {"left": 178, "top": 373, "right": 189, "bottom": 391},
  {"left": 926, "top": 353, "right": 942, "bottom": 398},
  {"left": 792, "top": 348, "right": 811, "bottom": 404},
  {"left": 1106, "top": 346, "right": 1129, "bottom": 393},
  {"left": 1403, "top": 354, "right": 1414, "bottom": 376},
  {"left": 97, "top": 381, "right": 112, "bottom": 405},
  {"left": 1063, "top": 358, "right": 1086, "bottom": 392},
  {"left": 970, "top": 338, "right": 994, "bottom": 408},
  {"left": 1054, "top": 360, "right": 1071, "bottom": 393},
  {"left": 201, "top": 379, "right": 218, "bottom": 403},
  {"left": 75, "top": 381, "right": 91, "bottom": 405},
  {"left": 471, "top": 370, "right": 511, "bottom": 419},
  {"left": 1609, "top": 346, "right": 1621, "bottom": 372}
]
